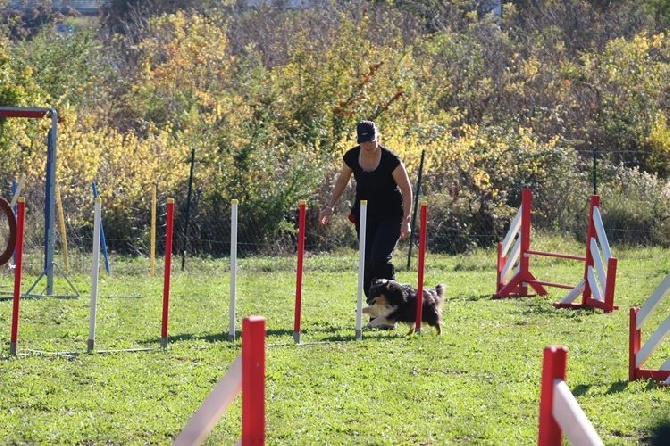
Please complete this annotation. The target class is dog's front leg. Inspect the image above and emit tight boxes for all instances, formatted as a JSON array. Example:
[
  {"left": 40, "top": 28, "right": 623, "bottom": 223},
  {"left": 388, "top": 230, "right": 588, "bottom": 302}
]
[{"left": 366, "top": 316, "right": 391, "bottom": 329}]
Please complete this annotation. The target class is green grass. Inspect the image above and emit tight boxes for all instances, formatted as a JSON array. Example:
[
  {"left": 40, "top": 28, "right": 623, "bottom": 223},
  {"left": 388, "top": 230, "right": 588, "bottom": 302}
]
[{"left": 1, "top": 241, "right": 670, "bottom": 445}]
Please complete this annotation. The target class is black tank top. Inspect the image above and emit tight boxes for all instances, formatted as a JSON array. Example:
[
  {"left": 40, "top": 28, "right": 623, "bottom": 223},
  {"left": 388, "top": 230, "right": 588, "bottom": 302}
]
[{"left": 343, "top": 145, "right": 403, "bottom": 219}]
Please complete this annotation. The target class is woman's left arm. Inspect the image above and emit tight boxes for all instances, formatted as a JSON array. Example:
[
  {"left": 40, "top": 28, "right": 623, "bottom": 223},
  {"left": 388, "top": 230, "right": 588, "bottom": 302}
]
[{"left": 393, "top": 163, "right": 413, "bottom": 239}]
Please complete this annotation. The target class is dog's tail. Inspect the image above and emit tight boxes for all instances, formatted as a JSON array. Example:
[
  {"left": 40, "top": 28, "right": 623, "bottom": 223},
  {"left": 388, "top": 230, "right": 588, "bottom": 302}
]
[{"left": 434, "top": 283, "right": 445, "bottom": 300}]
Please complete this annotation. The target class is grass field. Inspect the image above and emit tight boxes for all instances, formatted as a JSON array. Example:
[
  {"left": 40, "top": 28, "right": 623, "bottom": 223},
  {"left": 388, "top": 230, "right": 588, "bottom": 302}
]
[{"left": 1, "top": 237, "right": 670, "bottom": 445}]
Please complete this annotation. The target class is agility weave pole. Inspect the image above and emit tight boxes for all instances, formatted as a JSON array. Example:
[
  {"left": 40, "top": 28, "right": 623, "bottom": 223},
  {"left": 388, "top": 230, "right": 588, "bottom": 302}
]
[
  {"left": 160, "top": 199, "right": 176, "bottom": 348},
  {"left": 495, "top": 189, "right": 618, "bottom": 312},
  {"left": 629, "top": 274, "right": 670, "bottom": 384},
  {"left": 293, "top": 200, "right": 307, "bottom": 344},
  {"left": 414, "top": 201, "right": 428, "bottom": 334},
  {"left": 229, "top": 199, "right": 239, "bottom": 341},
  {"left": 538, "top": 346, "right": 603, "bottom": 446},
  {"left": 174, "top": 316, "right": 266, "bottom": 446},
  {"left": 9, "top": 198, "right": 25, "bottom": 356},
  {"left": 355, "top": 201, "right": 368, "bottom": 340}
]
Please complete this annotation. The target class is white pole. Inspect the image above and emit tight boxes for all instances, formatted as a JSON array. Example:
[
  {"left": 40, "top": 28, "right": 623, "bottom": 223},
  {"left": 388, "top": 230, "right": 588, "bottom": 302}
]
[
  {"left": 10, "top": 173, "right": 25, "bottom": 208},
  {"left": 88, "top": 198, "right": 102, "bottom": 353},
  {"left": 228, "top": 200, "right": 238, "bottom": 341},
  {"left": 356, "top": 201, "right": 368, "bottom": 340}
]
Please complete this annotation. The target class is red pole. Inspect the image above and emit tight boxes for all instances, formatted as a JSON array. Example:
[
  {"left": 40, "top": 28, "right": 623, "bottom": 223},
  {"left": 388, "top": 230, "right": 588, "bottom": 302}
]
[
  {"left": 293, "top": 200, "right": 306, "bottom": 344},
  {"left": 415, "top": 201, "right": 427, "bottom": 333},
  {"left": 603, "top": 257, "right": 618, "bottom": 313},
  {"left": 9, "top": 198, "right": 25, "bottom": 355},
  {"left": 161, "top": 198, "right": 175, "bottom": 348},
  {"left": 538, "top": 346, "right": 567, "bottom": 446},
  {"left": 242, "top": 315, "right": 266, "bottom": 446}
]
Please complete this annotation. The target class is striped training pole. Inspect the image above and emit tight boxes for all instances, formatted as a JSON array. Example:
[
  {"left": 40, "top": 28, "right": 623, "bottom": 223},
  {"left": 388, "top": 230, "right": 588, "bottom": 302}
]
[
  {"left": 161, "top": 198, "right": 175, "bottom": 348},
  {"left": 293, "top": 200, "right": 307, "bottom": 344},
  {"left": 9, "top": 198, "right": 25, "bottom": 355},
  {"left": 88, "top": 198, "right": 102, "bottom": 353},
  {"left": 228, "top": 199, "right": 238, "bottom": 341},
  {"left": 355, "top": 201, "right": 368, "bottom": 340},
  {"left": 415, "top": 201, "right": 427, "bottom": 334}
]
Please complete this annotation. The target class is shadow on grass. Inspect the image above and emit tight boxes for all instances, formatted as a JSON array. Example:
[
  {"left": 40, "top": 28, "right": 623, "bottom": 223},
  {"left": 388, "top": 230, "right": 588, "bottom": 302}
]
[
  {"left": 642, "top": 418, "right": 670, "bottom": 446},
  {"left": 573, "top": 379, "right": 656, "bottom": 397},
  {"left": 146, "top": 323, "right": 439, "bottom": 347}
]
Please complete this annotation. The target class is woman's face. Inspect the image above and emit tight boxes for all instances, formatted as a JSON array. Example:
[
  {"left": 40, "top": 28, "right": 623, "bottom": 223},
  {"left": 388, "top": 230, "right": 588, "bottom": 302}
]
[{"left": 360, "top": 140, "right": 378, "bottom": 152}]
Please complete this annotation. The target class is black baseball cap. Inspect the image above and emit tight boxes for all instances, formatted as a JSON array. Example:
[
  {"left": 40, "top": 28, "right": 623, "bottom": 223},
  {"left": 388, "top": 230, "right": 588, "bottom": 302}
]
[{"left": 356, "top": 121, "right": 377, "bottom": 143}]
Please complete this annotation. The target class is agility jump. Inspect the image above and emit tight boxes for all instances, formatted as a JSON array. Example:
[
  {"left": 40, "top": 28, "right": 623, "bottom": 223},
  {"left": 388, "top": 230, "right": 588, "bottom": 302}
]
[
  {"left": 538, "top": 345, "right": 603, "bottom": 446},
  {"left": 495, "top": 188, "right": 618, "bottom": 313},
  {"left": 174, "top": 316, "right": 266, "bottom": 446},
  {"left": 629, "top": 274, "right": 670, "bottom": 384}
]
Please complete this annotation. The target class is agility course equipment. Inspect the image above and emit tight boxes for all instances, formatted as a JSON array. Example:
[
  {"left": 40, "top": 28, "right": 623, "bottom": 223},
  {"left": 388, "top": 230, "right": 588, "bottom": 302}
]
[
  {"left": 174, "top": 315, "right": 266, "bottom": 446},
  {"left": 293, "top": 200, "right": 307, "bottom": 344},
  {"left": 355, "top": 200, "right": 368, "bottom": 340},
  {"left": 629, "top": 274, "right": 670, "bottom": 384},
  {"left": 0, "top": 107, "right": 61, "bottom": 296},
  {"left": 495, "top": 188, "right": 618, "bottom": 313},
  {"left": 161, "top": 198, "right": 176, "bottom": 348},
  {"left": 0, "top": 197, "right": 17, "bottom": 266},
  {"left": 9, "top": 195, "right": 178, "bottom": 355},
  {"left": 414, "top": 201, "right": 428, "bottom": 334},
  {"left": 91, "top": 182, "right": 110, "bottom": 275},
  {"left": 9, "top": 198, "right": 26, "bottom": 356},
  {"left": 538, "top": 346, "right": 603, "bottom": 446},
  {"left": 228, "top": 199, "right": 239, "bottom": 341}
]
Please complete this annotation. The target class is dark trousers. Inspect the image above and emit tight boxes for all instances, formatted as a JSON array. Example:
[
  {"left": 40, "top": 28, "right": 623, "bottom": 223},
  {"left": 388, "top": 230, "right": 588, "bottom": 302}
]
[{"left": 356, "top": 215, "right": 402, "bottom": 297}]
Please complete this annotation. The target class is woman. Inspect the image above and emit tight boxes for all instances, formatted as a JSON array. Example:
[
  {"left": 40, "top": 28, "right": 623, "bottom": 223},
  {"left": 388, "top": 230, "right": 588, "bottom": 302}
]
[{"left": 320, "top": 120, "right": 412, "bottom": 298}]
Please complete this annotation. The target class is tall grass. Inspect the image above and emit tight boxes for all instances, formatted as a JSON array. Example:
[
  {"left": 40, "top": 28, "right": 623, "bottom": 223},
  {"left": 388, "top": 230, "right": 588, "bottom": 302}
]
[{"left": 0, "top": 242, "right": 669, "bottom": 445}]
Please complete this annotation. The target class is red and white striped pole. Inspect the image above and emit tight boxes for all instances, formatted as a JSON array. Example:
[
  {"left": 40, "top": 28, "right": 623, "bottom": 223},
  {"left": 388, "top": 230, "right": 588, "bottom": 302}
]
[
  {"left": 9, "top": 198, "right": 25, "bottom": 355},
  {"left": 414, "top": 201, "right": 427, "bottom": 334},
  {"left": 293, "top": 200, "right": 306, "bottom": 344},
  {"left": 161, "top": 198, "right": 175, "bottom": 348},
  {"left": 242, "top": 315, "right": 266, "bottom": 445}
]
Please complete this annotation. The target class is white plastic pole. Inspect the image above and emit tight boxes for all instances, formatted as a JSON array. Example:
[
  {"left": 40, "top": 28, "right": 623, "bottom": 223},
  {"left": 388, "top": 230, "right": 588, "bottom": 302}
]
[
  {"left": 228, "top": 200, "right": 238, "bottom": 341},
  {"left": 10, "top": 173, "right": 25, "bottom": 208},
  {"left": 88, "top": 198, "right": 102, "bottom": 353},
  {"left": 553, "top": 380, "right": 604, "bottom": 446},
  {"left": 355, "top": 201, "right": 368, "bottom": 340},
  {"left": 174, "top": 356, "right": 242, "bottom": 446}
]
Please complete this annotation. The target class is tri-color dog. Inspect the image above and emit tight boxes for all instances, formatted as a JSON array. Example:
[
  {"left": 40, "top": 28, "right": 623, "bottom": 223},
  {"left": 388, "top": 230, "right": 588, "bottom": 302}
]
[{"left": 362, "top": 278, "right": 445, "bottom": 335}]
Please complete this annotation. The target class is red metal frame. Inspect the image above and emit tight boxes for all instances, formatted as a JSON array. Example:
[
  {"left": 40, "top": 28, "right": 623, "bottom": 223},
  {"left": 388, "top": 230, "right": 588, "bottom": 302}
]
[
  {"left": 495, "top": 189, "right": 545, "bottom": 298},
  {"left": 629, "top": 307, "right": 670, "bottom": 382},
  {"left": 495, "top": 189, "right": 618, "bottom": 313}
]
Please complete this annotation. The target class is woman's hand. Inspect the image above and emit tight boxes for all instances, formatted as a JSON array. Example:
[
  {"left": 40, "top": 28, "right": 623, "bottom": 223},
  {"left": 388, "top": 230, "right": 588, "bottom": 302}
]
[
  {"left": 400, "top": 220, "right": 411, "bottom": 239},
  {"left": 320, "top": 206, "right": 334, "bottom": 225}
]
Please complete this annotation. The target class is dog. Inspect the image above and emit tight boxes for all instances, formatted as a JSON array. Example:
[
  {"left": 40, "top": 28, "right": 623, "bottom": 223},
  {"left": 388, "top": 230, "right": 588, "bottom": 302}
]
[{"left": 362, "top": 278, "right": 445, "bottom": 335}]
